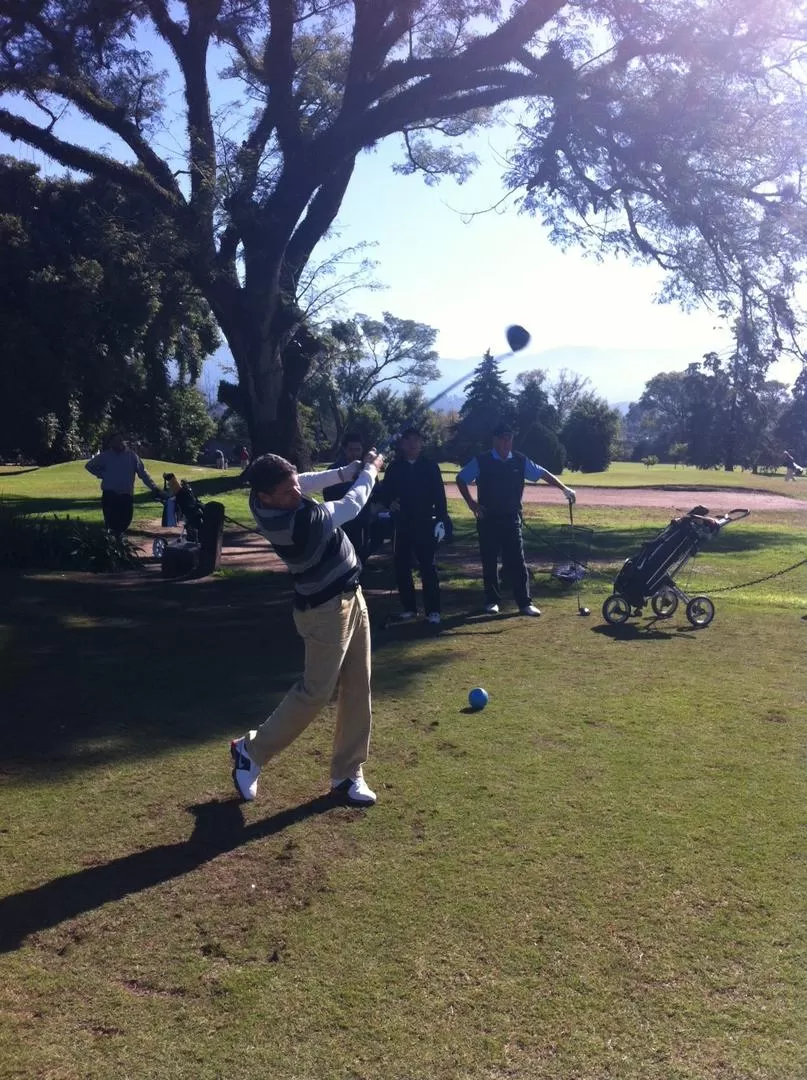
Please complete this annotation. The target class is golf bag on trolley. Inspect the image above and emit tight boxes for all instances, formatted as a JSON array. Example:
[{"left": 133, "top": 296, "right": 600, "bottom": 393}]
[
  {"left": 153, "top": 473, "right": 225, "bottom": 578},
  {"left": 602, "top": 506, "right": 749, "bottom": 628}
]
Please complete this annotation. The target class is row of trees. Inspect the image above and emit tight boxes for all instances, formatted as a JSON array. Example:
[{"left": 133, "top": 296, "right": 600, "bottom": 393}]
[
  {"left": 624, "top": 300, "right": 807, "bottom": 470},
  {"left": 1, "top": 1, "right": 806, "bottom": 459},
  {"left": 452, "top": 351, "right": 621, "bottom": 471},
  {"left": 625, "top": 366, "right": 807, "bottom": 471},
  {"left": 4, "top": 144, "right": 801, "bottom": 473}
]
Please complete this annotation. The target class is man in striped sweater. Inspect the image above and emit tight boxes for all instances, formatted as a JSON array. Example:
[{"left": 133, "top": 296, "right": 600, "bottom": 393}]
[{"left": 230, "top": 446, "right": 384, "bottom": 807}]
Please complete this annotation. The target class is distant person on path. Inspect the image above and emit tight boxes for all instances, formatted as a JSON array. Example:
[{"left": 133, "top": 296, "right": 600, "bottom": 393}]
[
  {"left": 239, "top": 446, "right": 250, "bottom": 472},
  {"left": 456, "top": 423, "right": 576, "bottom": 617},
  {"left": 783, "top": 450, "right": 803, "bottom": 481},
  {"left": 379, "top": 427, "right": 447, "bottom": 625},
  {"left": 85, "top": 434, "right": 162, "bottom": 535},
  {"left": 229, "top": 447, "right": 384, "bottom": 808},
  {"left": 322, "top": 432, "right": 371, "bottom": 562}
]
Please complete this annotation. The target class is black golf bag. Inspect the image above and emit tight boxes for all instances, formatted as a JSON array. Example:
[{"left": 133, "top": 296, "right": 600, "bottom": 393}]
[
  {"left": 159, "top": 474, "right": 224, "bottom": 578},
  {"left": 602, "top": 506, "right": 749, "bottom": 628}
]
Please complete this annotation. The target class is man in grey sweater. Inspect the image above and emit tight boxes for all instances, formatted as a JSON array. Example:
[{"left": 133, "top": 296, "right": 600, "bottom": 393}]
[
  {"left": 230, "top": 446, "right": 383, "bottom": 808},
  {"left": 85, "top": 433, "right": 162, "bottom": 535}
]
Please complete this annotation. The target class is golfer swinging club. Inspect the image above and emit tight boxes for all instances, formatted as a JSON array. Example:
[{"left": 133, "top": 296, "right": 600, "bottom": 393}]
[{"left": 230, "top": 446, "right": 384, "bottom": 807}]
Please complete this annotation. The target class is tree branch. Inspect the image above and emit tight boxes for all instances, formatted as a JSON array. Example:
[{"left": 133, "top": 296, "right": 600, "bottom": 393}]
[
  {"left": 283, "top": 157, "right": 356, "bottom": 289},
  {"left": 144, "top": 1, "right": 220, "bottom": 256},
  {"left": 0, "top": 70, "right": 183, "bottom": 200},
  {"left": 0, "top": 108, "right": 182, "bottom": 211},
  {"left": 266, "top": 0, "right": 301, "bottom": 153},
  {"left": 142, "top": 0, "right": 187, "bottom": 61},
  {"left": 365, "top": 0, "right": 565, "bottom": 103},
  {"left": 333, "top": 69, "right": 548, "bottom": 156}
]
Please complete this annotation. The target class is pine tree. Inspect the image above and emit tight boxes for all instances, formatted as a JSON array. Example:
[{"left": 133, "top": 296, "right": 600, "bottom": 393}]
[{"left": 450, "top": 351, "right": 513, "bottom": 462}]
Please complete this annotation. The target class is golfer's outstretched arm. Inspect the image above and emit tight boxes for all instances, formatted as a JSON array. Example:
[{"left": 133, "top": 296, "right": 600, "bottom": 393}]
[
  {"left": 298, "top": 464, "right": 359, "bottom": 495},
  {"left": 324, "top": 457, "right": 383, "bottom": 526}
]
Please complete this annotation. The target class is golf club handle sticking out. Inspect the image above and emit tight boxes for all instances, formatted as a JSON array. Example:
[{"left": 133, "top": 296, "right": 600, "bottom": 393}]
[{"left": 378, "top": 325, "right": 532, "bottom": 455}]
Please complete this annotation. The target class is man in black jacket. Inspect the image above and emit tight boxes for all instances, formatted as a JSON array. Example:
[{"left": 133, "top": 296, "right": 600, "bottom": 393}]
[
  {"left": 380, "top": 428, "right": 447, "bottom": 625},
  {"left": 322, "top": 432, "right": 369, "bottom": 558}
]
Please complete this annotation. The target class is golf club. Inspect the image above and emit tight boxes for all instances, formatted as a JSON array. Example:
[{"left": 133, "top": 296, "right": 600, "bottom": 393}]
[{"left": 569, "top": 501, "right": 590, "bottom": 615}]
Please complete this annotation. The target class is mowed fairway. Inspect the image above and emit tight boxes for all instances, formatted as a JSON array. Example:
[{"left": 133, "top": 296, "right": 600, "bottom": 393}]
[{"left": 0, "top": 472, "right": 805, "bottom": 1079}]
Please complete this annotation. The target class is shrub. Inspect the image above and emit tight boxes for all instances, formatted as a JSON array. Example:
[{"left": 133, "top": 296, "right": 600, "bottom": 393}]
[{"left": 0, "top": 502, "right": 140, "bottom": 572}]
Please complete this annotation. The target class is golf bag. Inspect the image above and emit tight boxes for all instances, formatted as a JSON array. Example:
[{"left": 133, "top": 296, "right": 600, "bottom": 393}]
[
  {"left": 602, "top": 506, "right": 749, "bottom": 628},
  {"left": 158, "top": 474, "right": 224, "bottom": 578}
]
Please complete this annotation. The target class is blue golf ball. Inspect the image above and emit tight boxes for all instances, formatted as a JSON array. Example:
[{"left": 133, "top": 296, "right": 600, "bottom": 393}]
[{"left": 468, "top": 687, "right": 489, "bottom": 711}]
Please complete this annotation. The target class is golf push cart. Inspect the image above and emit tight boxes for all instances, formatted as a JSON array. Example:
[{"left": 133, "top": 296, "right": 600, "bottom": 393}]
[{"left": 602, "top": 505, "right": 750, "bottom": 629}]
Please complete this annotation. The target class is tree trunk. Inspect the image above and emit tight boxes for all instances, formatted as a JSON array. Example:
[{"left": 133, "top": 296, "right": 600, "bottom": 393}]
[
  {"left": 208, "top": 282, "right": 315, "bottom": 466},
  {"left": 229, "top": 331, "right": 311, "bottom": 465}
]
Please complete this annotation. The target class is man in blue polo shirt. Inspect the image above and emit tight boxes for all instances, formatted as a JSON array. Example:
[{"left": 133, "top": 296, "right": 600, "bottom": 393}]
[{"left": 456, "top": 422, "right": 575, "bottom": 616}]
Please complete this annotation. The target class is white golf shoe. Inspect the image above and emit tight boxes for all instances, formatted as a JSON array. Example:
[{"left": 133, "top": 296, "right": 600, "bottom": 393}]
[
  {"left": 520, "top": 604, "right": 542, "bottom": 617},
  {"left": 230, "top": 732, "right": 261, "bottom": 801},
  {"left": 484, "top": 603, "right": 500, "bottom": 614},
  {"left": 330, "top": 775, "right": 377, "bottom": 807}
]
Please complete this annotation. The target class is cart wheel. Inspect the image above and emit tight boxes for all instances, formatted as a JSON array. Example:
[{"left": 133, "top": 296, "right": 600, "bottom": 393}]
[
  {"left": 602, "top": 594, "right": 631, "bottom": 625},
  {"left": 152, "top": 536, "right": 167, "bottom": 560},
  {"left": 686, "top": 596, "right": 715, "bottom": 628},
  {"left": 651, "top": 588, "right": 679, "bottom": 619}
]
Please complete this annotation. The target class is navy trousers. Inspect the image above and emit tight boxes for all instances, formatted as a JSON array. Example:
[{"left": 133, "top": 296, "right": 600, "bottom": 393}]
[
  {"left": 393, "top": 523, "right": 440, "bottom": 614},
  {"left": 477, "top": 512, "right": 531, "bottom": 609},
  {"left": 102, "top": 491, "right": 134, "bottom": 535}
]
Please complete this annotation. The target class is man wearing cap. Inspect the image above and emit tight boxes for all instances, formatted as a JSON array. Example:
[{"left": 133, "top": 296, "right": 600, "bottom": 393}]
[
  {"left": 456, "top": 423, "right": 576, "bottom": 616},
  {"left": 379, "top": 427, "right": 447, "bottom": 625}
]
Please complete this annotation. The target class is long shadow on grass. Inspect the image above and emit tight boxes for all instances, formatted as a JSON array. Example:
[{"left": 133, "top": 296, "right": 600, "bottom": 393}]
[
  {"left": 591, "top": 621, "right": 698, "bottom": 642},
  {"left": 0, "top": 795, "right": 348, "bottom": 953},
  {"left": 0, "top": 567, "right": 454, "bottom": 774}
]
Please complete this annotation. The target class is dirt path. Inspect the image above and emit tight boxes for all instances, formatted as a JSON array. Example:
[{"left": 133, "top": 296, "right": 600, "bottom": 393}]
[
  {"left": 139, "top": 484, "right": 804, "bottom": 574},
  {"left": 446, "top": 482, "right": 807, "bottom": 514}
]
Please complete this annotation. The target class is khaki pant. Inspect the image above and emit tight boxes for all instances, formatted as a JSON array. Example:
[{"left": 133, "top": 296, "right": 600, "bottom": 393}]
[{"left": 246, "top": 587, "right": 372, "bottom": 783}]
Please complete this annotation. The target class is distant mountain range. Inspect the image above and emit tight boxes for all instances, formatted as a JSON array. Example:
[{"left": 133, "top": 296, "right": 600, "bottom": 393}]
[
  {"left": 426, "top": 345, "right": 704, "bottom": 408},
  {"left": 198, "top": 343, "right": 728, "bottom": 412}
]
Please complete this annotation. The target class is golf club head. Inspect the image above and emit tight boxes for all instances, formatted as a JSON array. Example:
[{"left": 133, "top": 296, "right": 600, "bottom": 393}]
[{"left": 506, "top": 325, "right": 531, "bottom": 353}]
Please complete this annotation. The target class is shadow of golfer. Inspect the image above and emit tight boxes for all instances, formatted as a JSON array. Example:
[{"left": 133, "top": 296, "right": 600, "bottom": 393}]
[{"left": 0, "top": 794, "right": 343, "bottom": 953}]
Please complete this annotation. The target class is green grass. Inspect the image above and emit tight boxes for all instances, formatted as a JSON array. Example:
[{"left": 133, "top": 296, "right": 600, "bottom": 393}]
[
  {"left": 1, "top": 481, "right": 806, "bottom": 1078},
  {"left": 0, "top": 458, "right": 236, "bottom": 526},
  {"left": 440, "top": 460, "right": 807, "bottom": 499}
]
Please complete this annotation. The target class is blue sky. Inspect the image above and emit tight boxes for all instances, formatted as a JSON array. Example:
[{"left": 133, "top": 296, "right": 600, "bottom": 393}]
[{"left": 2, "top": 29, "right": 801, "bottom": 406}]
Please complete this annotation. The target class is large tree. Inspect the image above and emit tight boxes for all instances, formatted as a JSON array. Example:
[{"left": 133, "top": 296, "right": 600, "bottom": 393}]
[
  {"left": 2, "top": 1, "right": 806, "bottom": 458},
  {"left": 0, "top": 157, "right": 217, "bottom": 462}
]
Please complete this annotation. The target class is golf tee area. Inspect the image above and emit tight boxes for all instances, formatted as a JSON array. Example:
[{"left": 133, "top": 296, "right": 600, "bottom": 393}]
[{"left": 0, "top": 461, "right": 805, "bottom": 1080}]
